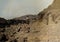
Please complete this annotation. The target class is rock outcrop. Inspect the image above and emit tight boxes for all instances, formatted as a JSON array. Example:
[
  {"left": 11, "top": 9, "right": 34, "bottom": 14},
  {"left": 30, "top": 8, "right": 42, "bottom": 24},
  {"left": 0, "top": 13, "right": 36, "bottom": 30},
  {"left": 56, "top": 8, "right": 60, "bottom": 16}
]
[{"left": 0, "top": 0, "right": 60, "bottom": 42}]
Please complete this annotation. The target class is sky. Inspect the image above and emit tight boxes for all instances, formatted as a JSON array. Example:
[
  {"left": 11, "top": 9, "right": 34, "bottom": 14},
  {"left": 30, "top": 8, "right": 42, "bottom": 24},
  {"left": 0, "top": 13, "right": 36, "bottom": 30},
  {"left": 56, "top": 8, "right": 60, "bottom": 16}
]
[{"left": 0, "top": 0, "right": 54, "bottom": 19}]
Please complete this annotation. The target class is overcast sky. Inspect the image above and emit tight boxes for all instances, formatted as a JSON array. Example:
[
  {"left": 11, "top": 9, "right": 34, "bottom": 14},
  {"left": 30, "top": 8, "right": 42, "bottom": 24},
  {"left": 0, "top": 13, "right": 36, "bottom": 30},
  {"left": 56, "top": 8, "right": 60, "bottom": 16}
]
[{"left": 0, "top": 0, "right": 54, "bottom": 19}]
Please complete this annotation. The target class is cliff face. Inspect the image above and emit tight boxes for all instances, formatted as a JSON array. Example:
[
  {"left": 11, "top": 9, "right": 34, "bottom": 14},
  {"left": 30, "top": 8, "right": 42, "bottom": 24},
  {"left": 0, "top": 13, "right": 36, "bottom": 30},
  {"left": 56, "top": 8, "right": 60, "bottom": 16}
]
[
  {"left": 0, "top": 9, "right": 60, "bottom": 42},
  {"left": 0, "top": 0, "right": 60, "bottom": 42}
]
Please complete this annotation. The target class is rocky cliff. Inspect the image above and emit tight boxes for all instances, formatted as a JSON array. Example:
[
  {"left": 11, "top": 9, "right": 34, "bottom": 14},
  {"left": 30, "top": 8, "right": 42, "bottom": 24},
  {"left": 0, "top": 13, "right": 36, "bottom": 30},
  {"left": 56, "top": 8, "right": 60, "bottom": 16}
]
[{"left": 0, "top": 0, "right": 60, "bottom": 42}]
